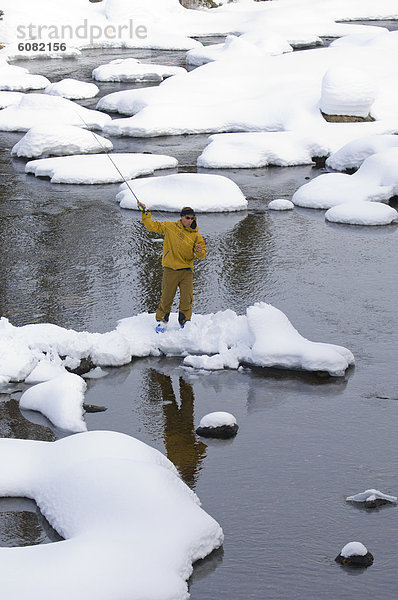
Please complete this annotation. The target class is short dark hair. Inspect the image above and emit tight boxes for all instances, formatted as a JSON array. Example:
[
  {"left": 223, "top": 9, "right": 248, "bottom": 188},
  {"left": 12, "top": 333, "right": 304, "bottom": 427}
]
[{"left": 180, "top": 206, "right": 195, "bottom": 217}]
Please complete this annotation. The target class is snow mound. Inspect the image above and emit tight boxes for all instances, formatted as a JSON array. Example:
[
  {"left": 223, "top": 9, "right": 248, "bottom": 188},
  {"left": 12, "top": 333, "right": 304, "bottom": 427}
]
[
  {"left": 320, "top": 67, "right": 377, "bottom": 117},
  {"left": 92, "top": 58, "right": 186, "bottom": 82},
  {"left": 268, "top": 199, "right": 294, "bottom": 211},
  {"left": 326, "top": 134, "right": 398, "bottom": 171},
  {"left": 20, "top": 372, "right": 87, "bottom": 433},
  {"left": 116, "top": 173, "right": 247, "bottom": 213},
  {"left": 293, "top": 147, "right": 398, "bottom": 209},
  {"left": 0, "top": 63, "right": 50, "bottom": 91},
  {"left": 44, "top": 78, "right": 99, "bottom": 100},
  {"left": 0, "top": 431, "right": 223, "bottom": 600},
  {"left": 0, "top": 303, "right": 354, "bottom": 382},
  {"left": 25, "top": 153, "right": 178, "bottom": 184},
  {"left": 325, "top": 201, "right": 398, "bottom": 226},
  {"left": 12, "top": 125, "right": 113, "bottom": 158},
  {"left": 0, "top": 93, "right": 111, "bottom": 132},
  {"left": 340, "top": 542, "right": 368, "bottom": 558}
]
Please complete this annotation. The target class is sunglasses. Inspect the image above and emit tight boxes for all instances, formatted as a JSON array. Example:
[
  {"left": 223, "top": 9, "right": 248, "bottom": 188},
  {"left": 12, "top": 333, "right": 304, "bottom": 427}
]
[{"left": 183, "top": 215, "right": 195, "bottom": 220}]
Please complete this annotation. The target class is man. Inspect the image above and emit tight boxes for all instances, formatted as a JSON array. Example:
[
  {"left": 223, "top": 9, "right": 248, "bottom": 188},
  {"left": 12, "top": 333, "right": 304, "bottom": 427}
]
[{"left": 138, "top": 203, "right": 206, "bottom": 332}]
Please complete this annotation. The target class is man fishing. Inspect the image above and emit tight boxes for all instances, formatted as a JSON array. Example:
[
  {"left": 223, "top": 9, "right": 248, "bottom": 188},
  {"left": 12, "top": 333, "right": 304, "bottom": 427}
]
[{"left": 137, "top": 202, "right": 206, "bottom": 332}]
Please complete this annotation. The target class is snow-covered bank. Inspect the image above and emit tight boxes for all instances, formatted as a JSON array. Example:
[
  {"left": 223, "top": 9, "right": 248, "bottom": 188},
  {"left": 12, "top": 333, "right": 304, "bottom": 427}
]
[
  {"left": 0, "top": 431, "right": 223, "bottom": 600},
  {"left": 100, "top": 29, "right": 398, "bottom": 139},
  {"left": 0, "top": 303, "right": 354, "bottom": 383}
]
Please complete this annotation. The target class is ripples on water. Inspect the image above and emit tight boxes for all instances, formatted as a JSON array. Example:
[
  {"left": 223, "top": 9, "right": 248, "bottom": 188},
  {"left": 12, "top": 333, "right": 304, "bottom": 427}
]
[{"left": 1, "top": 27, "right": 398, "bottom": 599}]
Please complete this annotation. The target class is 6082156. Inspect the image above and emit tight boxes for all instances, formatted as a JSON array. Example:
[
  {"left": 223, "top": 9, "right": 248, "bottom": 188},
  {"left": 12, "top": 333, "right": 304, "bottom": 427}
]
[{"left": 18, "top": 42, "right": 67, "bottom": 51}]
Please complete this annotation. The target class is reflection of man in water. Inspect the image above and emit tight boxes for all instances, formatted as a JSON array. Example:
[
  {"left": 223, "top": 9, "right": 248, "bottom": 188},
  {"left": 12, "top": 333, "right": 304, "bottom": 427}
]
[{"left": 155, "top": 372, "right": 206, "bottom": 489}]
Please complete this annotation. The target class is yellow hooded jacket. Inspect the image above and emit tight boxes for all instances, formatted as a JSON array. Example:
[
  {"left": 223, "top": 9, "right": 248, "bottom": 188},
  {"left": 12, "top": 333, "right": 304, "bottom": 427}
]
[{"left": 142, "top": 211, "right": 206, "bottom": 270}]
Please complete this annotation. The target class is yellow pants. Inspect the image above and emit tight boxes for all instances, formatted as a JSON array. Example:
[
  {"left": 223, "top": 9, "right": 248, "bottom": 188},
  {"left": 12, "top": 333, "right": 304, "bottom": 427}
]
[{"left": 156, "top": 267, "right": 193, "bottom": 324}]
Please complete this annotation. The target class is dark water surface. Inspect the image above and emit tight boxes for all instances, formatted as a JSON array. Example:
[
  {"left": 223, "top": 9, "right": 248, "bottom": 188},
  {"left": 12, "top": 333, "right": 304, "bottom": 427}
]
[{"left": 1, "top": 34, "right": 398, "bottom": 600}]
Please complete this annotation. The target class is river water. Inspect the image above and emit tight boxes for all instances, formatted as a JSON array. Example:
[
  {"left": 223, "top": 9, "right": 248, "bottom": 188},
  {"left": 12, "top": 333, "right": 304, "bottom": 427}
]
[{"left": 1, "top": 26, "right": 398, "bottom": 600}]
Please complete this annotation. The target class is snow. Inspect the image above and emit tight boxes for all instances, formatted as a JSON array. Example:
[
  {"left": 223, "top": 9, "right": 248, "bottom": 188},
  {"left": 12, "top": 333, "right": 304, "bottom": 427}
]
[
  {"left": 0, "top": 93, "right": 111, "bottom": 132},
  {"left": 20, "top": 372, "right": 87, "bottom": 433},
  {"left": 25, "top": 358, "right": 68, "bottom": 384},
  {"left": 293, "top": 148, "right": 398, "bottom": 208},
  {"left": 0, "top": 90, "right": 24, "bottom": 108},
  {"left": 326, "top": 134, "right": 398, "bottom": 171},
  {"left": 116, "top": 173, "right": 248, "bottom": 213},
  {"left": 325, "top": 202, "right": 398, "bottom": 226},
  {"left": 44, "top": 78, "right": 99, "bottom": 100},
  {"left": 320, "top": 67, "right": 376, "bottom": 117},
  {"left": 92, "top": 58, "right": 186, "bottom": 82},
  {"left": 0, "top": 63, "right": 49, "bottom": 91},
  {"left": 25, "top": 153, "right": 178, "bottom": 184},
  {"left": 340, "top": 542, "right": 368, "bottom": 558},
  {"left": 186, "top": 32, "right": 292, "bottom": 67},
  {"left": 197, "top": 125, "right": 398, "bottom": 169},
  {"left": 0, "top": 303, "right": 354, "bottom": 381},
  {"left": 268, "top": 199, "right": 294, "bottom": 211},
  {"left": 0, "top": 430, "right": 223, "bottom": 600},
  {"left": 199, "top": 412, "right": 237, "bottom": 428},
  {"left": 98, "top": 27, "right": 398, "bottom": 139},
  {"left": 346, "top": 489, "right": 398, "bottom": 504},
  {"left": 11, "top": 125, "right": 113, "bottom": 158}
]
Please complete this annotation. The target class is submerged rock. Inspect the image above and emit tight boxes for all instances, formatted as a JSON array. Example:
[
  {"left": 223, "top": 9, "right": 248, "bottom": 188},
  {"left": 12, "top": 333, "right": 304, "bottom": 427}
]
[
  {"left": 196, "top": 411, "right": 238, "bottom": 439},
  {"left": 335, "top": 542, "right": 374, "bottom": 567}
]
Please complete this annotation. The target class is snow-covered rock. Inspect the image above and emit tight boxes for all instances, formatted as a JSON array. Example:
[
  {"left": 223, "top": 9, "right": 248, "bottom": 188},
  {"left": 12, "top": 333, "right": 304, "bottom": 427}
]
[
  {"left": 325, "top": 201, "right": 398, "bottom": 226},
  {"left": 268, "top": 199, "right": 295, "bottom": 211},
  {"left": 11, "top": 125, "right": 113, "bottom": 158},
  {"left": 346, "top": 488, "right": 398, "bottom": 508},
  {"left": 0, "top": 430, "right": 223, "bottom": 600},
  {"left": 92, "top": 58, "right": 186, "bottom": 82},
  {"left": 196, "top": 411, "right": 239, "bottom": 439},
  {"left": 44, "top": 78, "right": 99, "bottom": 100},
  {"left": 25, "top": 153, "right": 178, "bottom": 184},
  {"left": 116, "top": 173, "right": 247, "bottom": 213},
  {"left": 0, "top": 93, "right": 111, "bottom": 132},
  {"left": 20, "top": 372, "right": 87, "bottom": 433},
  {"left": 293, "top": 147, "right": 398, "bottom": 209},
  {"left": 335, "top": 542, "right": 374, "bottom": 567}
]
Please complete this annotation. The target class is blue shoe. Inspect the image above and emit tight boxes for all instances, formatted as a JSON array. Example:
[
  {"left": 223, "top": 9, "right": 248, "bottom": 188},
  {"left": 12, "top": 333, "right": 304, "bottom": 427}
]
[
  {"left": 180, "top": 323, "right": 185, "bottom": 329},
  {"left": 156, "top": 322, "right": 166, "bottom": 333}
]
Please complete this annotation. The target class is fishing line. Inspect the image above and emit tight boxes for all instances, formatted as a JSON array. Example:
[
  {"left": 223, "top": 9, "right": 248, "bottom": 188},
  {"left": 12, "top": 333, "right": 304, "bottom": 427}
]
[{"left": 73, "top": 106, "right": 201, "bottom": 251}]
